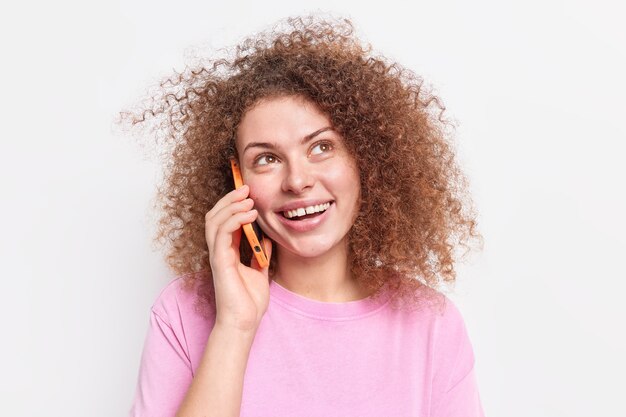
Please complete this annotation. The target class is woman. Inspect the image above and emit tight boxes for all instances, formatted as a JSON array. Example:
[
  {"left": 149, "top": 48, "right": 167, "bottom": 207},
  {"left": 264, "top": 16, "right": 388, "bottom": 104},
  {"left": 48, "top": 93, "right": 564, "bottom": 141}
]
[{"left": 126, "top": 15, "right": 484, "bottom": 417}]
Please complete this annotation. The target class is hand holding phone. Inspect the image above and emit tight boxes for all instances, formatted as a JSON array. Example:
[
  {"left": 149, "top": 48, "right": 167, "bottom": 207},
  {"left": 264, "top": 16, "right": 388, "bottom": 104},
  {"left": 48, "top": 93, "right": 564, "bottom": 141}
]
[
  {"left": 203, "top": 168, "right": 272, "bottom": 333},
  {"left": 229, "top": 158, "right": 270, "bottom": 268}
]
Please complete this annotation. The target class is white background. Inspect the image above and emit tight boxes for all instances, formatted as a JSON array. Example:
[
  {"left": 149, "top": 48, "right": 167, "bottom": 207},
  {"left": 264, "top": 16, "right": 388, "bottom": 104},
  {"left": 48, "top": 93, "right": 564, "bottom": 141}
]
[{"left": 1, "top": 1, "right": 624, "bottom": 416}]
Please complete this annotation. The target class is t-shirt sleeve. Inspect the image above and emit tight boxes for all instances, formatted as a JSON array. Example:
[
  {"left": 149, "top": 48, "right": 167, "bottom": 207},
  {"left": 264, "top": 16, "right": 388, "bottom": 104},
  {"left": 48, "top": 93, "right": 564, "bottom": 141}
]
[
  {"left": 129, "top": 300, "right": 194, "bottom": 416},
  {"left": 431, "top": 366, "right": 484, "bottom": 417},
  {"left": 430, "top": 298, "right": 485, "bottom": 417}
]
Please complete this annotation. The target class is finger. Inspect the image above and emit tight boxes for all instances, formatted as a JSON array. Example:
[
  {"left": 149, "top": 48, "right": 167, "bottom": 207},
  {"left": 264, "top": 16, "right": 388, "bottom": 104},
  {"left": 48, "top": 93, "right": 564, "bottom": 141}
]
[
  {"left": 205, "top": 197, "right": 255, "bottom": 251},
  {"left": 205, "top": 185, "right": 250, "bottom": 223},
  {"left": 212, "top": 209, "right": 258, "bottom": 266}
]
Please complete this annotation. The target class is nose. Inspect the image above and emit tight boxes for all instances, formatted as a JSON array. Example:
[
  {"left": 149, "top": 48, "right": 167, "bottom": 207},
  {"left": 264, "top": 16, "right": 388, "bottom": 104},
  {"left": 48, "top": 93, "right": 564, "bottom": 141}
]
[{"left": 281, "top": 161, "right": 315, "bottom": 194}]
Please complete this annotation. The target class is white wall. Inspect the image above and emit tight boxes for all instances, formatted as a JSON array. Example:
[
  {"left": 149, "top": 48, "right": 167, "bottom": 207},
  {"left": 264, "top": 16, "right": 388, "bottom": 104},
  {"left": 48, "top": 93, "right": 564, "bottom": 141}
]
[{"left": 1, "top": 1, "right": 624, "bottom": 416}]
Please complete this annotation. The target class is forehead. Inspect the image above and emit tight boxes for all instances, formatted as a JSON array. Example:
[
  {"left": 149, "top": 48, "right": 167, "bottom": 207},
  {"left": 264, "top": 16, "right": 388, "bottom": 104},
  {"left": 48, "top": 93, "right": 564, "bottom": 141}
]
[{"left": 235, "top": 96, "right": 333, "bottom": 150}]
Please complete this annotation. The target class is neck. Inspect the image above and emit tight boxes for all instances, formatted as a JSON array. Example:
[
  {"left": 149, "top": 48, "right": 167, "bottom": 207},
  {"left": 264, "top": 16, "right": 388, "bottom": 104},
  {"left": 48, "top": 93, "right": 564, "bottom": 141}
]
[{"left": 272, "top": 239, "right": 369, "bottom": 302}]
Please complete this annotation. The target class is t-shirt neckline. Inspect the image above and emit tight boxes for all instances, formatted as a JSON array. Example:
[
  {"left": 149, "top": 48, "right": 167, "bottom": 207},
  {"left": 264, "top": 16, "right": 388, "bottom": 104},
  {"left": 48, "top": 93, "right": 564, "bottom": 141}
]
[{"left": 269, "top": 279, "right": 391, "bottom": 320}]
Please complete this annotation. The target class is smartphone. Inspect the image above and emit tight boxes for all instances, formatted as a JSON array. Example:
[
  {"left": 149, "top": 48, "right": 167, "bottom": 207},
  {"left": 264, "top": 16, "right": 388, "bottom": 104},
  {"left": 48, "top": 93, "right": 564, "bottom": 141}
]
[{"left": 229, "top": 158, "right": 270, "bottom": 268}]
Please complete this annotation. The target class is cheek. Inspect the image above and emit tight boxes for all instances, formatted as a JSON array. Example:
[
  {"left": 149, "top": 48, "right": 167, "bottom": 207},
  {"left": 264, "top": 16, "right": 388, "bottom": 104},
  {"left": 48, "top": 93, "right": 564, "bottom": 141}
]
[
  {"left": 246, "top": 179, "right": 272, "bottom": 210},
  {"left": 325, "top": 163, "right": 360, "bottom": 195},
  {"left": 339, "top": 171, "right": 361, "bottom": 214}
]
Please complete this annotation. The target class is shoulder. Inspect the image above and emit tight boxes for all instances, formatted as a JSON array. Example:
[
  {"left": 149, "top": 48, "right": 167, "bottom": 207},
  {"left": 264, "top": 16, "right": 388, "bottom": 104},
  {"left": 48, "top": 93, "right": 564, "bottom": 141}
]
[
  {"left": 150, "top": 275, "right": 212, "bottom": 326},
  {"left": 390, "top": 284, "right": 468, "bottom": 329},
  {"left": 413, "top": 287, "right": 472, "bottom": 344},
  {"left": 391, "top": 286, "right": 474, "bottom": 359},
  {"left": 434, "top": 295, "right": 469, "bottom": 335},
  {"left": 433, "top": 296, "right": 473, "bottom": 353},
  {"left": 427, "top": 293, "right": 477, "bottom": 382}
]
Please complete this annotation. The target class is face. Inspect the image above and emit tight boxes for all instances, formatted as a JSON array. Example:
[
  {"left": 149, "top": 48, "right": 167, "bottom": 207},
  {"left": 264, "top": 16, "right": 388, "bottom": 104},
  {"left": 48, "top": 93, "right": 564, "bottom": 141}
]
[{"left": 235, "top": 95, "right": 361, "bottom": 260}]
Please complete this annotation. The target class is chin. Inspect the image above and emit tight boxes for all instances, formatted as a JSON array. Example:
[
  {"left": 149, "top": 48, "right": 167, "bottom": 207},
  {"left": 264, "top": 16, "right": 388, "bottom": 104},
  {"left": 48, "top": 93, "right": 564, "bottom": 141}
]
[{"left": 278, "top": 238, "right": 344, "bottom": 259}]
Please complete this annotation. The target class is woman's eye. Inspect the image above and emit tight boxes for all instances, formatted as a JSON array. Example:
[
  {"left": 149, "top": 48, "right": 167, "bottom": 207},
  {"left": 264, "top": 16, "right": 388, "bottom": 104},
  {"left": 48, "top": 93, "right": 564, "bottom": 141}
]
[
  {"left": 255, "top": 154, "right": 278, "bottom": 166},
  {"left": 310, "top": 142, "right": 333, "bottom": 156}
]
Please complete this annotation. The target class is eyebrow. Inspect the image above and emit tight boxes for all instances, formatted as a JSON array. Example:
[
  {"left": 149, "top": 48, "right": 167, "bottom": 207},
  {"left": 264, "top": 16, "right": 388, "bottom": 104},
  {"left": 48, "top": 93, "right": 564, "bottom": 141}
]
[{"left": 242, "top": 126, "right": 335, "bottom": 154}]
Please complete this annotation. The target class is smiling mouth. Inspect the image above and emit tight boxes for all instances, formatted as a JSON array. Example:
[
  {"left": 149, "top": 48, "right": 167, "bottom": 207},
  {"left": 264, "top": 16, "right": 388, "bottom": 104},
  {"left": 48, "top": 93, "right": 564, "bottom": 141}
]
[{"left": 282, "top": 202, "right": 333, "bottom": 220}]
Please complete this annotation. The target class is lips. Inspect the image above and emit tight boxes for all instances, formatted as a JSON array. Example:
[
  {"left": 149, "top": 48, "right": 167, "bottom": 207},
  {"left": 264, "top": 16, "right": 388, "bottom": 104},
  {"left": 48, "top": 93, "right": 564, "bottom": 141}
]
[
  {"left": 275, "top": 199, "right": 335, "bottom": 213},
  {"left": 282, "top": 202, "right": 332, "bottom": 219},
  {"left": 275, "top": 201, "right": 334, "bottom": 232}
]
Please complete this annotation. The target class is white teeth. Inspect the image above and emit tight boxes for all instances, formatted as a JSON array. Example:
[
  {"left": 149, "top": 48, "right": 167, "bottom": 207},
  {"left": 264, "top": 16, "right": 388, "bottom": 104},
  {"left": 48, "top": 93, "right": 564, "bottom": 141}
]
[{"left": 283, "top": 202, "right": 331, "bottom": 219}]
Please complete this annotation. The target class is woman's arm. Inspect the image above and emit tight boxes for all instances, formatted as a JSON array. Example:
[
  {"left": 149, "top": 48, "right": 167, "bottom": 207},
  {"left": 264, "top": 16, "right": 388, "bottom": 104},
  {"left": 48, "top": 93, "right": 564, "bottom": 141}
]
[
  {"left": 175, "top": 324, "right": 256, "bottom": 417},
  {"left": 129, "top": 186, "right": 271, "bottom": 416},
  {"left": 176, "top": 184, "right": 272, "bottom": 416}
]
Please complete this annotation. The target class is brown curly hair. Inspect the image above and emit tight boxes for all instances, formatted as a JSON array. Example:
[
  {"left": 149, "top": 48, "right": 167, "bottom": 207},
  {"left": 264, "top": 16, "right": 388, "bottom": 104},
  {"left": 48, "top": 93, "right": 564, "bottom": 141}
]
[{"left": 119, "top": 14, "right": 481, "bottom": 314}]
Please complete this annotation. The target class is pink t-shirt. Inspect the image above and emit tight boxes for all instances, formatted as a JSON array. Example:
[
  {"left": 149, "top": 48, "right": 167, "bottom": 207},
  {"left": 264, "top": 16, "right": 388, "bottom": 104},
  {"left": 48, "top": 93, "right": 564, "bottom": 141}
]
[{"left": 130, "top": 277, "right": 484, "bottom": 416}]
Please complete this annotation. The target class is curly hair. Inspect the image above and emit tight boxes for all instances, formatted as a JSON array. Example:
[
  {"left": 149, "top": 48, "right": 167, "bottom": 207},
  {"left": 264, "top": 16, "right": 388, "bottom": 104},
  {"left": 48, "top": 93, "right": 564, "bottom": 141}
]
[{"left": 120, "top": 14, "right": 481, "bottom": 314}]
